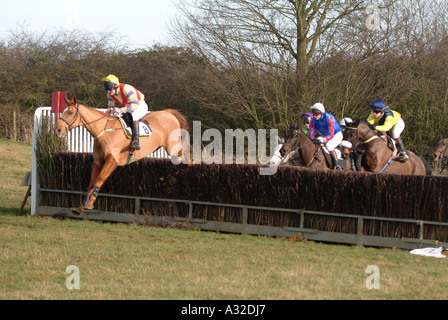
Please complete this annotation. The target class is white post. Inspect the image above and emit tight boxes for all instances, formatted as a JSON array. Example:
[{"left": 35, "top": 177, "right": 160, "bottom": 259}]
[{"left": 31, "top": 107, "right": 51, "bottom": 215}]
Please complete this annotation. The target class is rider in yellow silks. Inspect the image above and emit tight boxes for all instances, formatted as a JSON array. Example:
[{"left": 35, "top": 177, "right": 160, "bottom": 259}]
[
  {"left": 367, "top": 99, "right": 408, "bottom": 162},
  {"left": 101, "top": 75, "right": 148, "bottom": 150}
]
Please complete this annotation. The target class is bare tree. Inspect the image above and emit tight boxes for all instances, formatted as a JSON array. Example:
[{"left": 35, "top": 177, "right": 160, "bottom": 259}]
[
  {"left": 170, "top": 0, "right": 396, "bottom": 129},
  {"left": 172, "top": 0, "right": 398, "bottom": 82}
]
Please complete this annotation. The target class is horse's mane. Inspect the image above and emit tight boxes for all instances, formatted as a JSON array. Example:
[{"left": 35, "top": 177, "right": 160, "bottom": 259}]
[
  {"left": 289, "top": 124, "right": 300, "bottom": 130},
  {"left": 77, "top": 102, "right": 108, "bottom": 115},
  {"left": 358, "top": 120, "right": 380, "bottom": 133}
]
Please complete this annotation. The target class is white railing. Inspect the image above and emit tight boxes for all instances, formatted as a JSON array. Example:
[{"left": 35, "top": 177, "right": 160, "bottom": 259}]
[{"left": 31, "top": 107, "right": 170, "bottom": 215}]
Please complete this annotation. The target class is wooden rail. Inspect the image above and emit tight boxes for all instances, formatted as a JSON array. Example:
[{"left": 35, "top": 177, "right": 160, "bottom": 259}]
[{"left": 37, "top": 188, "right": 448, "bottom": 250}]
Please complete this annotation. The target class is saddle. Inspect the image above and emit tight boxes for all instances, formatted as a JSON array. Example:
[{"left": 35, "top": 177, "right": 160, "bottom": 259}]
[
  {"left": 380, "top": 134, "right": 400, "bottom": 164},
  {"left": 320, "top": 146, "right": 348, "bottom": 170},
  {"left": 386, "top": 135, "right": 395, "bottom": 151},
  {"left": 117, "top": 114, "right": 152, "bottom": 139}
]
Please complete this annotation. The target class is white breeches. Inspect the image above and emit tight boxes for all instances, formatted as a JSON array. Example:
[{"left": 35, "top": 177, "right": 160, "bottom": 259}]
[
  {"left": 388, "top": 118, "right": 405, "bottom": 139},
  {"left": 129, "top": 100, "right": 149, "bottom": 121},
  {"left": 325, "top": 131, "right": 343, "bottom": 152}
]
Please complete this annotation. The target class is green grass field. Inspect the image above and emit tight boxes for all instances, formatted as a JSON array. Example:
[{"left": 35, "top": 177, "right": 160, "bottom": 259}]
[{"left": 1, "top": 139, "right": 447, "bottom": 300}]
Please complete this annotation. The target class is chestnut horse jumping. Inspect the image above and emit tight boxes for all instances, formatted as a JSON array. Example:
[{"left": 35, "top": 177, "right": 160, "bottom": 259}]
[
  {"left": 55, "top": 96, "right": 189, "bottom": 214},
  {"left": 343, "top": 120, "right": 430, "bottom": 175},
  {"left": 279, "top": 124, "right": 352, "bottom": 170}
]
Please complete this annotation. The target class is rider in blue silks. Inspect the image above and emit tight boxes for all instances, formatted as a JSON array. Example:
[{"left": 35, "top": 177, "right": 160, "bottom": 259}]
[{"left": 308, "top": 103, "right": 343, "bottom": 170}]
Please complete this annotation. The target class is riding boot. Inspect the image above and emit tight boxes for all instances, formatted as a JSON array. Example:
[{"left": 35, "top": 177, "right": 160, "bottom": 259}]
[
  {"left": 131, "top": 120, "right": 141, "bottom": 150},
  {"left": 395, "top": 138, "right": 408, "bottom": 162},
  {"left": 330, "top": 150, "right": 342, "bottom": 170}
]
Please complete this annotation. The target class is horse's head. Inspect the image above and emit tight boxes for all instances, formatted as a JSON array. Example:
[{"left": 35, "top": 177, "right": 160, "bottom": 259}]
[
  {"left": 55, "top": 96, "right": 81, "bottom": 138},
  {"left": 340, "top": 120, "right": 358, "bottom": 158},
  {"left": 432, "top": 135, "right": 448, "bottom": 162},
  {"left": 279, "top": 124, "right": 301, "bottom": 157},
  {"left": 342, "top": 120, "right": 359, "bottom": 143}
]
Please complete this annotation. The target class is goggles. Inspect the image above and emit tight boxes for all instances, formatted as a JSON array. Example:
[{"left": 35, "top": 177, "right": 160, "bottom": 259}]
[
  {"left": 302, "top": 117, "right": 311, "bottom": 124},
  {"left": 103, "top": 80, "right": 117, "bottom": 91}
]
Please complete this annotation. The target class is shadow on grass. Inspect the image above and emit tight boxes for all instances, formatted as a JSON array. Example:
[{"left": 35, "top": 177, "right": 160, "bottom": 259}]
[{"left": 0, "top": 206, "right": 30, "bottom": 217}]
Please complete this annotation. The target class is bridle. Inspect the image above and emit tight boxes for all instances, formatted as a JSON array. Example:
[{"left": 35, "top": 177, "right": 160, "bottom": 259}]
[
  {"left": 59, "top": 102, "right": 115, "bottom": 139},
  {"left": 433, "top": 138, "right": 448, "bottom": 173},
  {"left": 358, "top": 126, "right": 382, "bottom": 144},
  {"left": 345, "top": 123, "right": 386, "bottom": 148},
  {"left": 342, "top": 126, "right": 361, "bottom": 163},
  {"left": 282, "top": 128, "right": 301, "bottom": 152},
  {"left": 433, "top": 140, "right": 448, "bottom": 160},
  {"left": 344, "top": 126, "right": 360, "bottom": 146},
  {"left": 59, "top": 102, "right": 80, "bottom": 131},
  {"left": 281, "top": 128, "right": 321, "bottom": 167}
]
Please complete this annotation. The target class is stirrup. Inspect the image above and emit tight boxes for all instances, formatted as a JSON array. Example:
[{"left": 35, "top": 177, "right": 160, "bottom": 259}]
[
  {"left": 333, "top": 165, "right": 342, "bottom": 171},
  {"left": 131, "top": 140, "right": 141, "bottom": 150}
]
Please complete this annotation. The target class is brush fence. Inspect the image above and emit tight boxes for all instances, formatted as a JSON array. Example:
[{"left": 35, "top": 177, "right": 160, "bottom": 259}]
[{"left": 34, "top": 147, "right": 448, "bottom": 250}]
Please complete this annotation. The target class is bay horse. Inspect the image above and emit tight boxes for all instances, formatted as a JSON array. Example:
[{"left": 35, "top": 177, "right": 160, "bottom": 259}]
[
  {"left": 431, "top": 135, "right": 448, "bottom": 173},
  {"left": 55, "top": 96, "right": 189, "bottom": 214},
  {"left": 278, "top": 124, "right": 352, "bottom": 170},
  {"left": 343, "top": 120, "right": 431, "bottom": 175},
  {"left": 432, "top": 135, "right": 448, "bottom": 162}
]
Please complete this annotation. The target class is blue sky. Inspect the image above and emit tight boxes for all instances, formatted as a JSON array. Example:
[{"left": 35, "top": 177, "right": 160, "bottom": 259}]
[{"left": 0, "top": 0, "right": 179, "bottom": 48}]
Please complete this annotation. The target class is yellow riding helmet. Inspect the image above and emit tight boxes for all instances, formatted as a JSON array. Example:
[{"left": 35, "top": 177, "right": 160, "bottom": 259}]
[{"left": 101, "top": 74, "right": 120, "bottom": 90}]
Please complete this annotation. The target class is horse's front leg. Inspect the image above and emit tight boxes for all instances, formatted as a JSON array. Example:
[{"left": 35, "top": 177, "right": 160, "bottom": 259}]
[
  {"left": 73, "top": 155, "right": 118, "bottom": 215},
  {"left": 83, "top": 160, "right": 100, "bottom": 189},
  {"left": 72, "top": 161, "right": 101, "bottom": 215}
]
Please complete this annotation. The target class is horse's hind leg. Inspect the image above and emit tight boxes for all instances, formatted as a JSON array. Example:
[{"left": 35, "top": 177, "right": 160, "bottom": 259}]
[
  {"left": 167, "top": 130, "right": 190, "bottom": 164},
  {"left": 73, "top": 156, "right": 118, "bottom": 214}
]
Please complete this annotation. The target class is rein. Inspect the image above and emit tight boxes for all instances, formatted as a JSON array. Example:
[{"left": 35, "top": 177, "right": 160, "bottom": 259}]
[
  {"left": 434, "top": 144, "right": 448, "bottom": 160},
  {"left": 359, "top": 127, "right": 381, "bottom": 143},
  {"left": 282, "top": 129, "right": 320, "bottom": 167},
  {"left": 60, "top": 103, "right": 135, "bottom": 165},
  {"left": 59, "top": 102, "right": 80, "bottom": 132},
  {"left": 282, "top": 129, "right": 301, "bottom": 152},
  {"left": 360, "top": 135, "right": 380, "bottom": 144},
  {"left": 356, "top": 125, "right": 386, "bottom": 145},
  {"left": 61, "top": 103, "right": 118, "bottom": 140},
  {"left": 83, "top": 110, "right": 117, "bottom": 140},
  {"left": 440, "top": 160, "right": 448, "bottom": 174}
]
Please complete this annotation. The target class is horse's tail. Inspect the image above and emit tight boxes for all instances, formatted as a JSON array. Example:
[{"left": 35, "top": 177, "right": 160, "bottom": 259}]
[{"left": 165, "top": 109, "right": 189, "bottom": 133}]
